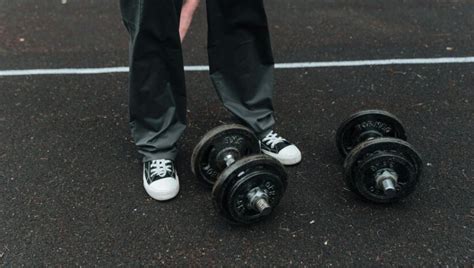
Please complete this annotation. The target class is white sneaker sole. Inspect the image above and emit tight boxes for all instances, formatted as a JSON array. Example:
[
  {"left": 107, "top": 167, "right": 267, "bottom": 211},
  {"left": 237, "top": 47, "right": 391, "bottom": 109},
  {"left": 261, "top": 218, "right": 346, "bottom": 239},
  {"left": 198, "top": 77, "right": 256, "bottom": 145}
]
[
  {"left": 261, "top": 149, "right": 302, "bottom": 166},
  {"left": 143, "top": 173, "right": 180, "bottom": 201}
]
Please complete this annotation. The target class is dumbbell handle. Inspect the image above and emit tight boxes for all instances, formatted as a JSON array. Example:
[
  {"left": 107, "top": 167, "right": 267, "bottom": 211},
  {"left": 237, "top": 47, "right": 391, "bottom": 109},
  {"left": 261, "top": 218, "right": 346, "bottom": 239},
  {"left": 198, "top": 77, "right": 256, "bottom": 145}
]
[
  {"left": 223, "top": 154, "right": 236, "bottom": 167},
  {"left": 254, "top": 199, "right": 272, "bottom": 215},
  {"left": 222, "top": 154, "right": 272, "bottom": 215},
  {"left": 248, "top": 188, "right": 272, "bottom": 215},
  {"left": 358, "top": 130, "right": 383, "bottom": 143},
  {"left": 375, "top": 170, "right": 398, "bottom": 197}
]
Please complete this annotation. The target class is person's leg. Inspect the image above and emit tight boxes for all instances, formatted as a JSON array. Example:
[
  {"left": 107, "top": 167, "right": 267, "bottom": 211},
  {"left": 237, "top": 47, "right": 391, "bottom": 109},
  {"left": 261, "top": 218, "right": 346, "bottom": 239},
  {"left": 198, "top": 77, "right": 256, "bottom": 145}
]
[
  {"left": 206, "top": 0, "right": 275, "bottom": 138},
  {"left": 120, "top": 0, "right": 185, "bottom": 163},
  {"left": 206, "top": 0, "right": 302, "bottom": 165},
  {"left": 120, "top": 0, "right": 184, "bottom": 200}
]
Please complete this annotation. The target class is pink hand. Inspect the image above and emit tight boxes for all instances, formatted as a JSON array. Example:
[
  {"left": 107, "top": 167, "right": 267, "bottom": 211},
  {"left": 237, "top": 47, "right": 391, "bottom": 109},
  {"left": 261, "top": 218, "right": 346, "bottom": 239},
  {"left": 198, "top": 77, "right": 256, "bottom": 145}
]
[{"left": 179, "top": 0, "right": 200, "bottom": 42}]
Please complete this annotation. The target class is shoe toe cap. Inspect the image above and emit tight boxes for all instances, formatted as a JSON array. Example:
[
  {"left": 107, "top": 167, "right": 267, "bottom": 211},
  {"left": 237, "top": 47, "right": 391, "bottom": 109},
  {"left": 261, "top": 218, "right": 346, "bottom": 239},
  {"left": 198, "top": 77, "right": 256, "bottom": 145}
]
[
  {"left": 144, "top": 177, "right": 180, "bottom": 201},
  {"left": 278, "top": 145, "right": 302, "bottom": 165}
]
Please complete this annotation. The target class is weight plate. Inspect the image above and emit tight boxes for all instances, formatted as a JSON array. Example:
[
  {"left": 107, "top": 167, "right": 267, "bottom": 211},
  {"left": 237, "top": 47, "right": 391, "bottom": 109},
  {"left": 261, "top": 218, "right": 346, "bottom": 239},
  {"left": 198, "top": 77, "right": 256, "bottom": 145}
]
[
  {"left": 191, "top": 124, "right": 260, "bottom": 186},
  {"left": 336, "top": 110, "right": 407, "bottom": 157},
  {"left": 344, "top": 138, "right": 423, "bottom": 203},
  {"left": 212, "top": 154, "right": 288, "bottom": 224}
]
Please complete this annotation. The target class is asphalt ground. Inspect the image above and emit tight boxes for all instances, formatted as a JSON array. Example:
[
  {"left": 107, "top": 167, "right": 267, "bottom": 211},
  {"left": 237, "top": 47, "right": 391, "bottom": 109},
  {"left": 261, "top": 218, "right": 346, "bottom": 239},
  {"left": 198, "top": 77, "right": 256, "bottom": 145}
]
[{"left": 1, "top": 0, "right": 473, "bottom": 266}]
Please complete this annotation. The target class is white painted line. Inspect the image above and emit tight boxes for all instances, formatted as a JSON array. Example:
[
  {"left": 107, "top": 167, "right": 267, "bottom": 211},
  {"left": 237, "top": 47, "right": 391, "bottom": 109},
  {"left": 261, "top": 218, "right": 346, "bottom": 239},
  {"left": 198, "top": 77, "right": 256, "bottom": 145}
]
[
  {"left": 275, "top": 56, "right": 474, "bottom": 68},
  {"left": 0, "top": 56, "right": 473, "bottom": 77},
  {"left": 0, "top": 67, "right": 129, "bottom": 76},
  {"left": 185, "top": 66, "right": 209, "bottom": 71}
]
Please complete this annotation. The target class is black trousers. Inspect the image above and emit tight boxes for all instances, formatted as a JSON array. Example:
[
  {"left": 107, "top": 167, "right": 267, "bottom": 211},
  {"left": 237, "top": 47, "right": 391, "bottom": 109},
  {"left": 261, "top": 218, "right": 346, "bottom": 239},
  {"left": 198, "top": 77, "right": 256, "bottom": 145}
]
[{"left": 120, "top": 0, "right": 276, "bottom": 161}]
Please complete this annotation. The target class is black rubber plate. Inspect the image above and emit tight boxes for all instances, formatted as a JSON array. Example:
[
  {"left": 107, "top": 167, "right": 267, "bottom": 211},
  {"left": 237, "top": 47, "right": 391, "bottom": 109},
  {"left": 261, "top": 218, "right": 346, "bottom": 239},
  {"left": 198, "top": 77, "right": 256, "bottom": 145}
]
[
  {"left": 191, "top": 124, "right": 261, "bottom": 186},
  {"left": 212, "top": 154, "right": 288, "bottom": 224},
  {"left": 336, "top": 110, "right": 407, "bottom": 157},
  {"left": 343, "top": 137, "right": 423, "bottom": 203}
]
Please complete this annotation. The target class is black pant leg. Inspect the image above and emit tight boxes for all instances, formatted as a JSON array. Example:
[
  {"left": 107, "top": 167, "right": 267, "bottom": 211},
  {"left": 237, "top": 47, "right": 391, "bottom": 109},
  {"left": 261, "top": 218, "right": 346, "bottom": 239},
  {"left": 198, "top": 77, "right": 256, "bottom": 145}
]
[
  {"left": 120, "top": 0, "right": 186, "bottom": 162},
  {"left": 206, "top": 0, "right": 276, "bottom": 137}
]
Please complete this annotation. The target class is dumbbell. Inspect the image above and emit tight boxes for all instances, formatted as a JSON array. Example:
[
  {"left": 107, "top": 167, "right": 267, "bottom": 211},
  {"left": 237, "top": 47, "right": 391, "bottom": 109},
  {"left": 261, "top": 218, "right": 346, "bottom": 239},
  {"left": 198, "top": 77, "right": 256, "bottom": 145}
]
[
  {"left": 191, "top": 124, "right": 288, "bottom": 224},
  {"left": 336, "top": 110, "right": 423, "bottom": 203}
]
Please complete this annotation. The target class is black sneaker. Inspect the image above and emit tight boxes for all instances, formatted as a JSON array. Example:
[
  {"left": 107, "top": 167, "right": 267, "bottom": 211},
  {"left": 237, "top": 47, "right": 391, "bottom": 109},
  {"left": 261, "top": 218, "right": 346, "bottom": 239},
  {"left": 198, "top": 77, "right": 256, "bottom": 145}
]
[
  {"left": 143, "top": 159, "right": 179, "bottom": 201},
  {"left": 260, "top": 130, "right": 302, "bottom": 165}
]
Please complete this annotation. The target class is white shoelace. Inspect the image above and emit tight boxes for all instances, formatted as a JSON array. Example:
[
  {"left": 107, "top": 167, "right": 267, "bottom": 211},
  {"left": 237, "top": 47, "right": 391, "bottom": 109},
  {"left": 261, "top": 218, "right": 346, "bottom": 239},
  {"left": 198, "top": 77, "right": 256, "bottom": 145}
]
[
  {"left": 150, "top": 159, "right": 173, "bottom": 177},
  {"left": 262, "top": 131, "right": 286, "bottom": 149}
]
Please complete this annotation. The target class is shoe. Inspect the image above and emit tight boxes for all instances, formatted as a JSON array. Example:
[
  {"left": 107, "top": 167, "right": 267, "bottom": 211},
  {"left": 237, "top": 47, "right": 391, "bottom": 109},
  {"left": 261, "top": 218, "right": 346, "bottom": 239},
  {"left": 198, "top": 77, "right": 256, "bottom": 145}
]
[
  {"left": 143, "top": 159, "right": 180, "bottom": 201},
  {"left": 260, "top": 130, "right": 302, "bottom": 165}
]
